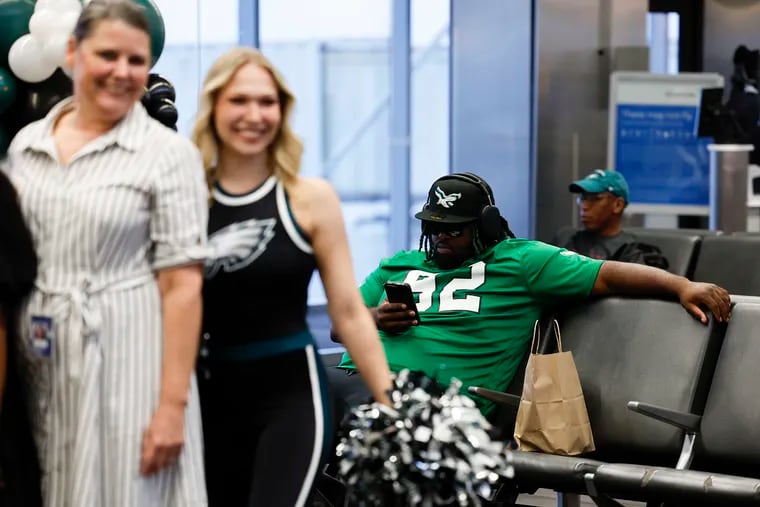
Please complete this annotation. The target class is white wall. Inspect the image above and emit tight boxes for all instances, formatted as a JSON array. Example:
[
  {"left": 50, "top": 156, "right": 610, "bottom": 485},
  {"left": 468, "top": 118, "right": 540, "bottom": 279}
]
[{"left": 703, "top": 0, "right": 760, "bottom": 88}]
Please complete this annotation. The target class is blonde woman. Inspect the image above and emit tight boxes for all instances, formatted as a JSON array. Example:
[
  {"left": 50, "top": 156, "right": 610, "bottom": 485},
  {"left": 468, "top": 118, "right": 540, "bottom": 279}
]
[{"left": 192, "top": 47, "right": 391, "bottom": 506}]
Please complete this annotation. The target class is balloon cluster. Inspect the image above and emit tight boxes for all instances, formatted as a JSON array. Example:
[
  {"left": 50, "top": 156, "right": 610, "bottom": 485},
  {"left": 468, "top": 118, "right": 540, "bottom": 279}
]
[
  {"left": 335, "top": 370, "right": 513, "bottom": 507},
  {"left": 8, "top": 0, "right": 81, "bottom": 84},
  {"left": 141, "top": 73, "right": 177, "bottom": 130},
  {"left": 0, "top": 0, "right": 167, "bottom": 155}
]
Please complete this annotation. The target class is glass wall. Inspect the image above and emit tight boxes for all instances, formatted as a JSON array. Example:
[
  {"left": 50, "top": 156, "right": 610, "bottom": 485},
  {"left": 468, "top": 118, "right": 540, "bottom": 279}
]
[
  {"left": 150, "top": 0, "right": 451, "bottom": 305},
  {"left": 151, "top": 0, "right": 240, "bottom": 134},
  {"left": 410, "top": 0, "right": 450, "bottom": 248},
  {"left": 647, "top": 12, "right": 680, "bottom": 75},
  {"left": 260, "top": 1, "right": 386, "bottom": 305}
]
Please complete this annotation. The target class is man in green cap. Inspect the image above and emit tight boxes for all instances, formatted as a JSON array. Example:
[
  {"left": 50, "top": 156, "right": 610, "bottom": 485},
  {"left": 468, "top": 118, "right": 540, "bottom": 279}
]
[{"left": 552, "top": 170, "right": 666, "bottom": 266}]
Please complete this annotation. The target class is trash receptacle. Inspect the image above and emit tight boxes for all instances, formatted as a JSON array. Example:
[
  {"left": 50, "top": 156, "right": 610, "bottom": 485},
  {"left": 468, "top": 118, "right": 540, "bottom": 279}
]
[{"left": 708, "top": 144, "right": 753, "bottom": 232}]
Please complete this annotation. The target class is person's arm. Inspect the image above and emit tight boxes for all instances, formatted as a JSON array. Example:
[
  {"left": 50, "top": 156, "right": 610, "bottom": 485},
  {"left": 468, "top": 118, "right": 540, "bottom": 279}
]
[
  {"left": 331, "top": 302, "right": 418, "bottom": 342},
  {"left": 330, "top": 269, "right": 382, "bottom": 343},
  {"left": 591, "top": 260, "right": 731, "bottom": 323},
  {"left": 140, "top": 264, "right": 203, "bottom": 476},
  {"left": 307, "top": 178, "right": 392, "bottom": 404},
  {"left": 330, "top": 257, "right": 417, "bottom": 340},
  {"left": 141, "top": 139, "right": 208, "bottom": 476}
]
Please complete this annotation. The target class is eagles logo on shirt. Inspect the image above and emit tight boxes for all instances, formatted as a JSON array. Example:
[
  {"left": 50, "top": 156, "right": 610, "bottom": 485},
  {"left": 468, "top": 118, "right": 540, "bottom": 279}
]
[{"left": 205, "top": 218, "right": 277, "bottom": 278}]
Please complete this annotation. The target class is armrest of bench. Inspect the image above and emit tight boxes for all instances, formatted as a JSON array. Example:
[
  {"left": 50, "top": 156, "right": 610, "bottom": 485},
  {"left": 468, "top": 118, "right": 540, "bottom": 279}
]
[
  {"left": 627, "top": 401, "right": 701, "bottom": 433},
  {"left": 468, "top": 386, "right": 521, "bottom": 408}
]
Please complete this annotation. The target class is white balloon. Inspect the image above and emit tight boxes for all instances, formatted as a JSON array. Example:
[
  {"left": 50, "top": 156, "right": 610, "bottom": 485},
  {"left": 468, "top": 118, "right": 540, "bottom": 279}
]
[
  {"left": 41, "top": 32, "right": 70, "bottom": 68},
  {"left": 35, "top": 0, "right": 68, "bottom": 9},
  {"left": 57, "top": 10, "right": 80, "bottom": 36},
  {"left": 37, "top": 0, "right": 82, "bottom": 15},
  {"left": 8, "top": 35, "right": 57, "bottom": 83},
  {"left": 29, "top": 9, "right": 60, "bottom": 37}
]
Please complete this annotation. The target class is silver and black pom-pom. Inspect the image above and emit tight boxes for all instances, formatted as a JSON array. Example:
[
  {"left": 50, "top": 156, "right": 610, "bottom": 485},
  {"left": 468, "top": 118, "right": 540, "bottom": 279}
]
[{"left": 335, "top": 370, "right": 513, "bottom": 506}]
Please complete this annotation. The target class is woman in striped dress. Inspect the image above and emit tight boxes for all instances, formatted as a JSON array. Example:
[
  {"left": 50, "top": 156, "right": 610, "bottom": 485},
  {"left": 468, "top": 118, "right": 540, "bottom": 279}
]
[{"left": 2, "top": 1, "right": 208, "bottom": 505}]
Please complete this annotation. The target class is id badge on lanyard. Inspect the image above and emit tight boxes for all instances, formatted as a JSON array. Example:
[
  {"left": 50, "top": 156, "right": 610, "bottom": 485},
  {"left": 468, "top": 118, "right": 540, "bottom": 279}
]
[{"left": 29, "top": 315, "right": 54, "bottom": 358}]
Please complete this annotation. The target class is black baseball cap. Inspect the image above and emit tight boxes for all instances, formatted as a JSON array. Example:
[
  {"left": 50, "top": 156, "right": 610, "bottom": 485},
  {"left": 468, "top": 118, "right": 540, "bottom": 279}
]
[{"left": 414, "top": 174, "right": 487, "bottom": 224}]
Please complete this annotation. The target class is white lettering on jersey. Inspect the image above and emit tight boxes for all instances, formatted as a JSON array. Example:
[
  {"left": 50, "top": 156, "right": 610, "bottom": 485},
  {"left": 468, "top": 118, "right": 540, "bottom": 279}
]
[
  {"left": 402, "top": 270, "right": 437, "bottom": 311},
  {"left": 205, "top": 218, "right": 277, "bottom": 278},
  {"left": 401, "top": 261, "right": 486, "bottom": 313},
  {"left": 439, "top": 261, "right": 485, "bottom": 312}
]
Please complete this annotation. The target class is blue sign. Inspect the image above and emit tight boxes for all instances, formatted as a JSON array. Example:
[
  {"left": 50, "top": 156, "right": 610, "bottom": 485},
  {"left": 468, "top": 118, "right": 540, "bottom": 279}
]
[{"left": 615, "top": 104, "right": 712, "bottom": 206}]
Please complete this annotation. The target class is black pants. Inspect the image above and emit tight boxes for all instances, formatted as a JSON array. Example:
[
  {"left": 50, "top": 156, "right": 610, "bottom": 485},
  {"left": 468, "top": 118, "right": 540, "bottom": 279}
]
[
  {"left": 199, "top": 347, "right": 332, "bottom": 507},
  {"left": 0, "top": 338, "right": 42, "bottom": 507}
]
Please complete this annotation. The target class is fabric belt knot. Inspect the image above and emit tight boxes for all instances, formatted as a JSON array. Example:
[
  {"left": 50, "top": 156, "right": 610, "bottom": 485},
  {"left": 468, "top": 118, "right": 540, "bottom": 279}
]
[{"left": 36, "top": 272, "right": 155, "bottom": 381}]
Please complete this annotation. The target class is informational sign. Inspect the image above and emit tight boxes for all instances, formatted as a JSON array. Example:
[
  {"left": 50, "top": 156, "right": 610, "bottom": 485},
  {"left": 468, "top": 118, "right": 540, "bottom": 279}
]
[{"left": 608, "top": 72, "right": 725, "bottom": 215}]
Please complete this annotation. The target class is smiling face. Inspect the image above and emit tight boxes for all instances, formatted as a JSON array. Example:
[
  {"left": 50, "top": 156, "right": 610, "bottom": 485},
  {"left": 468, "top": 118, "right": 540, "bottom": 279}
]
[
  {"left": 66, "top": 19, "right": 150, "bottom": 124},
  {"left": 212, "top": 62, "right": 283, "bottom": 160}
]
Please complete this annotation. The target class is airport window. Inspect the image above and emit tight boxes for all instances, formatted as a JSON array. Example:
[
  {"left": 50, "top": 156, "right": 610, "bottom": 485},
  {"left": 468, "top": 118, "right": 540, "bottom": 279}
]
[
  {"left": 151, "top": 1, "right": 451, "bottom": 305},
  {"left": 260, "top": 0, "right": 451, "bottom": 304},
  {"left": 410, "top": 0, "right": 451, "bottom": 248},
  {"left": 151, "top": 0, "right": 240, "bottom": 135},
  {"left": 647, "top": 12, "right": 680, "bottom": 74}
]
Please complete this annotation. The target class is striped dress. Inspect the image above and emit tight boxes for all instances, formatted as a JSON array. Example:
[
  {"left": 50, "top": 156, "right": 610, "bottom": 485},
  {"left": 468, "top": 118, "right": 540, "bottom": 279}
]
[{"left": 3, "top": 99, "right": 209, "bottom": 507}]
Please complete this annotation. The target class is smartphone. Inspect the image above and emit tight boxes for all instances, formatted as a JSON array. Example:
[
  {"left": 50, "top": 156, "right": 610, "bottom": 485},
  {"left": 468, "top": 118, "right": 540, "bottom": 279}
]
[{"left": 384, "top": 281, "right": 420, "bottom": 321}]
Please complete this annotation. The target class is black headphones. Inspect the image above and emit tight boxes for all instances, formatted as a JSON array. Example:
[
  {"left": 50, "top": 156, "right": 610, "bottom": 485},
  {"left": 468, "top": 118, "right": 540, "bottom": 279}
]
[{"left": 436, "top": 172, "right": 509, "bottom": 245}]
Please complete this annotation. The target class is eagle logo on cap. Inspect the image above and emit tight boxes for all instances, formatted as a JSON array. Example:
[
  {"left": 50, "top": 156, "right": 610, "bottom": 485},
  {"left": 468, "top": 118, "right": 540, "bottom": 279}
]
[{"left": 435, "top": 186, "right": 461, "bottom": 208}]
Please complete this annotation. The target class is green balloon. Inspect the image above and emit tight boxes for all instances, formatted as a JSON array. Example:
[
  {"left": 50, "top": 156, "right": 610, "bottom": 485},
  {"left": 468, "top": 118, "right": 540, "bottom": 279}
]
[
  {"left": 0, "top": 0, "right": 35, "bottom": 69},
  {"left": 132, "top": 0, "right": 165, "bottom": 67},
  {"left": 0, "top": 67, "right": 17, "bottom": 115}
]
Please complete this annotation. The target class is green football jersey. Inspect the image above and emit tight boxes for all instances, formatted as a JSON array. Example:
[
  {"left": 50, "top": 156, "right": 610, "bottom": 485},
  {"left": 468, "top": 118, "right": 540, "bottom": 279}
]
[{"left": 338, "top": 239, "right": 604, "bottom": 414}]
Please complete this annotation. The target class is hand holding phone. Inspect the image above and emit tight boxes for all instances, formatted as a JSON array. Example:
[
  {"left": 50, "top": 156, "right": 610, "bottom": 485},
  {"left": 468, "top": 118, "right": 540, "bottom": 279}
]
[{"left": 378, "top": 282, "right": 420, "bottom": 332}]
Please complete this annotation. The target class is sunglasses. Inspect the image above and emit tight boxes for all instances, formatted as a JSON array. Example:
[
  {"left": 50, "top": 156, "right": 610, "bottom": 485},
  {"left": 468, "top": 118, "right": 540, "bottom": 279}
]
[{"left": 426, "top": 223, "right": 468, "bottom": 237}]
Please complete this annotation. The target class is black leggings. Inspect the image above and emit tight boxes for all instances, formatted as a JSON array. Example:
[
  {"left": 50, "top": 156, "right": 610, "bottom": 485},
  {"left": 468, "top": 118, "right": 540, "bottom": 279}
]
[
  {"left": 0, "top": 335, "right": 42, "bottom": 507},
  {"left": 199, "top": 346, "right": 332, "bottom": 507}
]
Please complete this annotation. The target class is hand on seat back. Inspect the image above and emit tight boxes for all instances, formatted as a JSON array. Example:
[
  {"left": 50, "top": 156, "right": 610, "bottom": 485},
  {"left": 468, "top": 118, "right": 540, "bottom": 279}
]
[{"left": 678, "top": 281, "right": 731, "bottom": 324}]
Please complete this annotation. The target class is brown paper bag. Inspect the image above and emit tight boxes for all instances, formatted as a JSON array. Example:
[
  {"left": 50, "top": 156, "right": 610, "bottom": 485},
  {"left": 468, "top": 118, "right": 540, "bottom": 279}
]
[{"left": 513, "top": 319, "right": 595, "bottom": 455}]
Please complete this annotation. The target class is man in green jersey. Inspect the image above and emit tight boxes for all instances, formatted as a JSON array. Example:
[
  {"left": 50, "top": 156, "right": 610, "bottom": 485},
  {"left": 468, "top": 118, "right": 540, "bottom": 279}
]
[{"left": 330, "top": 173, "right": 730, "bottom": 415}]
